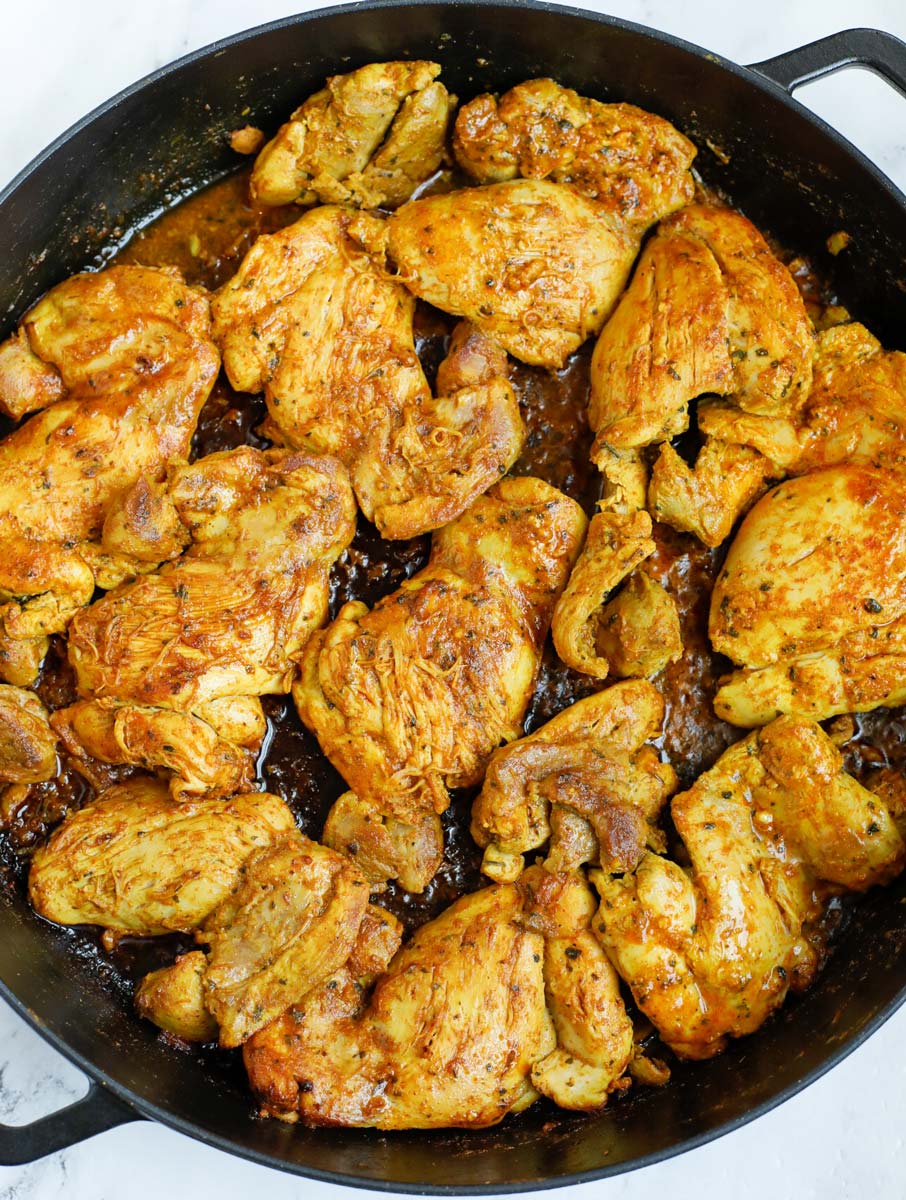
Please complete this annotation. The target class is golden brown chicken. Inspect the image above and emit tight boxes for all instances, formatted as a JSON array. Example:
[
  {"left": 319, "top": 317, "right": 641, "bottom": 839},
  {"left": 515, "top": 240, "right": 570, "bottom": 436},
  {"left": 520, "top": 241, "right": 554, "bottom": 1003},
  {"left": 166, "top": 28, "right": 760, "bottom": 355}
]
[
  {"left": 594, "top": 716, "right": 905, "bottom": 1060},
  {"left": 135, "top": 951, "right": 218, "bottom": 1043},
  {"left": 212, "top": 207, "right": 524, "bottom": 538},
  {"left": 588, "top": 204, "right": 813, "bottom": 545},
  {"left": 453, "top": 78, "right": 696, "bottom": 232},
  {"left": 244, "top": 869, "right": 635, "bottom": 1127},
  {"left": 294, "top": 476, "right": 587, "bottom": 891},
  {"left": 699, "top": 321, "right": 906, "bottom": 476},
  {"left": 51, "top": 447, "right": 355, "bottom": 799},
  {"left": 0, "top": 266, "right": 219, "bottom": 684},
  {"left": 711, "top": 465, "right": 906, "bottom": 725},
  {"left": 250, "top": 61, "right": 455, "bottom": 209},
  {"left": 551, "top": 510, "right": 681, "bottom": 679},
  {"left": 28, "top": 778, "right": 296, "bottom": 934},
  {"left": 360, "top": 178, "right": 638, "bottom": 369},
  {"left": 0, "top": 686, "right": 57, "bottom": 784},
  {"left": 472, "top": 680, "right": 675, "bottom": 882}
]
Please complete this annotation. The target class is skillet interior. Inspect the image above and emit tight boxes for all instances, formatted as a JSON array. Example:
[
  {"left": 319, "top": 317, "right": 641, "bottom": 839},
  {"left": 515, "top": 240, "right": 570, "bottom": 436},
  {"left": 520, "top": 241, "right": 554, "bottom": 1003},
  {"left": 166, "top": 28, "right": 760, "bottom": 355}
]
[{"left": 2, "top": 2, "right": 906, "bottom": 1189}]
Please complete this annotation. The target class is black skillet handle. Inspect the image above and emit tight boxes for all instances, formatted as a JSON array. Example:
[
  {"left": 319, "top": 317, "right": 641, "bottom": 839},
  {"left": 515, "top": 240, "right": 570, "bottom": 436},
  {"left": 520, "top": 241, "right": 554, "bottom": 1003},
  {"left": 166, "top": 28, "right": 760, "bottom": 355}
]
[
  {"left": 749, "top": 27, "right": 906, "bottom": 98},
  {"left": 0, "top": 1080, "right": 139, "bottom": 1165}
]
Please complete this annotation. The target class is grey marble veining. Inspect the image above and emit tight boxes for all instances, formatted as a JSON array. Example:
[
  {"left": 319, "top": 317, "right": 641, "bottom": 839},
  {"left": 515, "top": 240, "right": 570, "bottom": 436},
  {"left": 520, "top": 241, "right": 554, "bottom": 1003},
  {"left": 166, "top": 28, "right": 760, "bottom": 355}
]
[{"left": 2, "top": 2, "right": 906, "bottom": 1196}]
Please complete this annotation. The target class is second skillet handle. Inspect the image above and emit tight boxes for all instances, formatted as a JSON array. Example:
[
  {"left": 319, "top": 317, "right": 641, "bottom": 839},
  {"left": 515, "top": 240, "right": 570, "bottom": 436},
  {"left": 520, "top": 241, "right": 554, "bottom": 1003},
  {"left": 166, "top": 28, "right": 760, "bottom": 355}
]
[
  {"left": 749, "top": 27, "right": 906, "bottom": 98},
  {"left": 0, "top": 1081, "right": 139, "bottom": 1165}
]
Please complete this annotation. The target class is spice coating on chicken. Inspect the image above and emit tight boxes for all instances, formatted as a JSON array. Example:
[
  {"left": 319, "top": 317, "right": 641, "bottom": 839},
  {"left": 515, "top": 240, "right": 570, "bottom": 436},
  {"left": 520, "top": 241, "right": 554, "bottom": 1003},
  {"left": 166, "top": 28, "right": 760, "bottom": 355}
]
[
  {"left": 28, "top": 778, "right": 296, "bottom": 934},
  {"left": 251, "top": 61, "right": 455, "bottom": 209},
  {"left": 367, "top": 179, "right": 638, "bottom": 369},
  {"left": 454, "top": 78, "right": 696, "bottom": 233},
  {"left": 0, "top": 686, "right": 57, "bottom": 783},
  {"left": 472, "top": 680, "right": 675, "bottom": 883},
  {"left": 294, "top": 477, "right": 587, "bottom": 890},
  {"left": 52, "top": 448, "right": 355, "bottom": 798},
  {"left": 244, "top": 870, "right": 634, "bottom": 1127},
  {"left": 213, "top": 207, "right": 524, "bottom": 538},
  {"left": 0, "top": 266, "right": 219, "bottom": 684},
  {"left": 594, "top": 717, "right": 905, "bottom": 1059}
]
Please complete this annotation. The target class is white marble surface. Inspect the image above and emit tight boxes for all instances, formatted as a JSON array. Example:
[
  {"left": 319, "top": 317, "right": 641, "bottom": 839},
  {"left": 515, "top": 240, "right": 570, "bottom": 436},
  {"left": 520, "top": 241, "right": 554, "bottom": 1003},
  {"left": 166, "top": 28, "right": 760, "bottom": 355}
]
[{"left": 2, "top": 1, "right": 906, "bottom": 1196}]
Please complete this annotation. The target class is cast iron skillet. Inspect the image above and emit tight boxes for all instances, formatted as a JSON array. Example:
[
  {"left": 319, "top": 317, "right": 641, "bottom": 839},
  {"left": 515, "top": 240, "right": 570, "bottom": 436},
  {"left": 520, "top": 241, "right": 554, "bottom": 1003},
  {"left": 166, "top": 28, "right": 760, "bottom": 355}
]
[{"left": 2, "top": 3, "right": 906, "bottom": 1190}]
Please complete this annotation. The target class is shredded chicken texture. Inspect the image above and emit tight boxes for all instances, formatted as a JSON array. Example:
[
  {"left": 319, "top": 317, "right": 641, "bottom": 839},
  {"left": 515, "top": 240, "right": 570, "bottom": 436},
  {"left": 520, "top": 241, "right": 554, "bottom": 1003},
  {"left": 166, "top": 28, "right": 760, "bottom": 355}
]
[
  {"left": 52, "top": 448, "right": 355, "bottom": 799},
  {"left": 213, "top": 207, "right": 524, "bottom": 538},
  {"left": 595, "top": 716, "right": 906, "bottom": 1059},
  {"left": 472, "top": 680, "right": 675, "bottom": 882},
  {"left": 0, "top": 265, "right": 219, "bottom": 684},
  {"left": 710, "top": 465, "right": 906, "bottom": 724},
  {"left": 453, "top": 78, "right": 696, "bottom": 232},
  {"left": 244, "top": 870, "right": 634, "bottom": 1127},
  {"left": 28, "top": 778, "right": 295, "bottom": 934},
  {"left": 362, "top": 178, "right": 638, "bottom": 369},
  {"left": 251, "top": 61, "right": 455, "bottom": 209},
  {"left": 294, "top": 477, "right": 586, "bottom": 891}
]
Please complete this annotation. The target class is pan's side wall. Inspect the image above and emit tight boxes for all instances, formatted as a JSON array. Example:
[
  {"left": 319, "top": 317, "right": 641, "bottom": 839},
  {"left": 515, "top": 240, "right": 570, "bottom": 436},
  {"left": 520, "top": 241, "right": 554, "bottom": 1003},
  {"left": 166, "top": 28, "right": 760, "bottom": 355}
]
[{"left": 2, "top": 4, "right": 906, "bottom": 1190}]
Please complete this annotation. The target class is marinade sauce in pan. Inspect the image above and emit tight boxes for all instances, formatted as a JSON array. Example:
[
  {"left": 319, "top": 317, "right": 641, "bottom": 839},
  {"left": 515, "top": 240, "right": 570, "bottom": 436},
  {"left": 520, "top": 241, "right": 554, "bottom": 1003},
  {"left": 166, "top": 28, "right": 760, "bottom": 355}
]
[{"left": 3, "top": 164, "right": 904, "bottom": 991}]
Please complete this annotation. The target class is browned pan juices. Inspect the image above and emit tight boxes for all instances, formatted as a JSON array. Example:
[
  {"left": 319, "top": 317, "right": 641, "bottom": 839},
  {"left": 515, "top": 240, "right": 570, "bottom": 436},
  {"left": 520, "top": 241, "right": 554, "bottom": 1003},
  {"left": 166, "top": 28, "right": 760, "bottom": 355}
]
[{"left": 1, "top": 163, "right": 900, "bottom": 1024}]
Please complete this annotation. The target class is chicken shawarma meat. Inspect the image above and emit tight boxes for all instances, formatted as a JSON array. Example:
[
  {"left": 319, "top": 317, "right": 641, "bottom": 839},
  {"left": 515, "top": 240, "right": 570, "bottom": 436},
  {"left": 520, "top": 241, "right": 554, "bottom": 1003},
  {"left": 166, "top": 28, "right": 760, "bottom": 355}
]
[
  {"left": 472, "top": 680, "right": 676, "bottom": 883},
  {"left": 0, "top": 266, "right": 219, "bottom": 685},
  {"left": 294, "top": 477, "right": 587, "bottom": 892},
  {"left": 135, "top": 951, "right": 219, "bottom": 1043},
  {"left": 250, "top": 61, "right": 455, "bottom": 209},
  {"left": 0, "top": 685, "right": 57, "bottom": 784},
  {"left": 212, "top": 207, "right": 524, "bottom": 538},
  {"left": 698, "top": 321, "right": 906, "bottom": 476},
  {"left": 359, "top": 178, "right": 638, "bottom": 369},
  {"left": 453, "top": 78, "right": 696, "bottom": 233},
  {"left": 28, "top": 778, "right": 296, "bottom": 935},
  {"left": 594, "top": 716, "right": 906, "bottom": 1060},
  {"left": 244, "top": 870, "right": 637, "bottom": 1127},
  {"left": 588, "top": 204, "right": 813, "bottom": 545},
  {"left": 51, "top": 447, "right": 355, "bottom": 799},
  {"left": 710, "top": 464, "right": 906, "bottom": 725}
]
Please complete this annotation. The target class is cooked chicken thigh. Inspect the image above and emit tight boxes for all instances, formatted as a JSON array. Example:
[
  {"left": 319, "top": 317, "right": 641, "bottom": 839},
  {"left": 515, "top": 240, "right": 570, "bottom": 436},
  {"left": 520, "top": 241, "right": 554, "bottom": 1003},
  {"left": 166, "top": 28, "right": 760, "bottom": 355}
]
[
  {"left": 251, "top": 61, "right": 455, "bottom": 209},
  {"left": 0, "top": 686, "right": 57, "bottom": 783},
  {"left": 135, "top": 951, "right": 218, "bottom": 1043},
  {"left": 588, "top": 204, "right": 812, "bottom": 545},
  {"left": 29, "top": 778, "right": 295, "bottom": 934},
  {"left": 472, "top": 680, "right": 675, "bottom": 882},
  {"left": 361, "top": 179, "right": 638, "bottom": 369},
  {"left": 595, "top": 716, "right": 905, "bottom": 1059},
  {"left": 710, "top": 465, "right": 906, "bottom": 725},
  {"left": 52, "top": 448, "right": 355, "bottom": 798},
  {"left": 0, "top": 266, "right": 219, "bottom": 684},
  {"left": 453, "top": 78, "right": 696, "bottom": 232},
  {"left": 244, "top": 870, "right": 634, "bottom": 1127},
  {"left": 213, "top": 207, "right": 524, "bottom": 538},
  {"left": 295, "top": 477, "right": 587, "bottom": 890},
  {"left": 699, "top": 322, "right": 906, "bottom": 476}
]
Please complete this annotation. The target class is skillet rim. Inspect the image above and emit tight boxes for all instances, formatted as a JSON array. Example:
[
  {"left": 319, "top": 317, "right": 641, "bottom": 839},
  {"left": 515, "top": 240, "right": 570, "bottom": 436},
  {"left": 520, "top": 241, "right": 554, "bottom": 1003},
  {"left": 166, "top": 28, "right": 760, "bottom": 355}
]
[{"left": 2, "top": 0, "right": 906, "bottom": 1189}]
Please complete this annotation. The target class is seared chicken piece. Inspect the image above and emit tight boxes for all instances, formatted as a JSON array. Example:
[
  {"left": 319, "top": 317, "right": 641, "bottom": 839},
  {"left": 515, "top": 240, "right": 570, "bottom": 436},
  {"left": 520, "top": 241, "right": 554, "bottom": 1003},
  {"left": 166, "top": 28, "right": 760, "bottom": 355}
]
[
  {"left": 588, "top": 204, "right": 811, "bottom": 542},
  {"left": 700, "top": 322, "right": 906, "bottom": 476},
  {"left": 51, "top": 448, "right": 354, "bottom": 799},
  {"left": 472, "top": 680, "right": 675, "bottom": 882},
  {"left": 295, "top": 477, "right": 587, "bottom": 891},
  {"left": 595, "top": 717, "right": 905, "bottom": 1059},
  {"left": 244, "top": 870, "right": 634, "bottom": 1127},
  {"left": 251, "top": 61, "right": 455, "bottom": 209},
  {"left": 28, "top": 778, "right": 295, "bottom": 934},
  {"left": 710, "top": 465, "right": 906, "bottom": 724},
  {"left": 362, "top": 179, "right": 638, "bottom": 369},
  {"left": 0, "top": 266, "right": 218, "bottom": 684},
  {"left": 0, "top": 686, "right": 57, "bottom": 783},
  {"left": 648, "top": 438, "right": 772, "bottom": 548},
  {"left": 200, "top": 832, "right": 370, "bottom": 1047},
  {"left": 135, "top": 951, "right": 218, "bottom": 1043},
  {"left": 213, "top": 207, "right": 524, "bottom": 538},
  {"left": 454, "top": 78, "right": 696, "bottom": 232},
  {"left": 323, "top": 791, "right": 444, "bottom": 895},
  {"left": 552, "top": 506, "right": 681, "bottom": 681}
]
